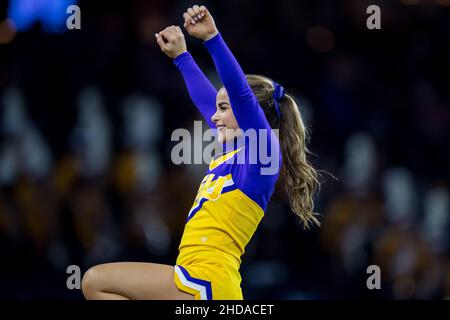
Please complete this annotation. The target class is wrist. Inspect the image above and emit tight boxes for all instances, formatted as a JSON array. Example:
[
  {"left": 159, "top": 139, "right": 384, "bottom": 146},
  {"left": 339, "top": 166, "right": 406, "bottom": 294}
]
[
  {"left": 173, "top": 49, "right": 188, "bottom": 60},
  {"left": 203, "top": 30, "right": 219, "bottom": 42}
]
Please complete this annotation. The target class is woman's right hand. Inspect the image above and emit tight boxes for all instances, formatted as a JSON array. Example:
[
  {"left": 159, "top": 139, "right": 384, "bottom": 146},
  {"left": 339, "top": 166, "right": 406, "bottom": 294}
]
[
  {"left": 155, "top": 26, "right": 187, "bottom": 59},
  {"left": 183, "top": 5, "right": 218, "bottom": 41}
]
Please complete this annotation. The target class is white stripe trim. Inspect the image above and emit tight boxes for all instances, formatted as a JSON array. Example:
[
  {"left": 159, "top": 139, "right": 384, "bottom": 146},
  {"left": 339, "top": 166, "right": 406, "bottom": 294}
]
[
  {"left": 207, "top": 178, "right": 234, "bottom": 193},
  {"left": 187, "top": 178, "right": 235, "bottom": 218},
  {"left": 174, "top": 266, "right": 207, "bottom": 300}
]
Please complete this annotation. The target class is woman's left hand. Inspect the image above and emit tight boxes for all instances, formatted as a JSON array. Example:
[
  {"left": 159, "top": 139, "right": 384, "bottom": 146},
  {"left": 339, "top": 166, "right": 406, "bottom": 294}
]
[{"left": 183, "top": 5, "right": 218, "bottom": 41}]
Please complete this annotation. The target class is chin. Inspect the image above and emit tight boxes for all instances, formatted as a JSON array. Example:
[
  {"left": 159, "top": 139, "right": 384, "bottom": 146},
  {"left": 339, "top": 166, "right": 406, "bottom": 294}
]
[{"left": 217, "top": 132, "right": 225, "bottom": 143}]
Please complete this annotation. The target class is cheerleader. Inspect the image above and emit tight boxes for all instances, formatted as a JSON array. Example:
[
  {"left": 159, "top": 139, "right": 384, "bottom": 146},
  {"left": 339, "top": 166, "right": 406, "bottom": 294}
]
[{"left": 81, "top": 5, "right": 319, "bottom": 300}]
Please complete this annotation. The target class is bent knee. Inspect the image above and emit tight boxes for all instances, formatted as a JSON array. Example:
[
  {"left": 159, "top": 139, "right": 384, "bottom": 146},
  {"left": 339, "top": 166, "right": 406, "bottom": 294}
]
[{"left": 82, "top": 265, "right": 104, "bottom": 300}]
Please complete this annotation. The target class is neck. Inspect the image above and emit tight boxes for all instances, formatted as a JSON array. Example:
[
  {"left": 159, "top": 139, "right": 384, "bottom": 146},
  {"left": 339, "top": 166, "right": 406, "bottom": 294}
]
[{"left": 218, "top": 135, "right": 245, "bottom": 156}]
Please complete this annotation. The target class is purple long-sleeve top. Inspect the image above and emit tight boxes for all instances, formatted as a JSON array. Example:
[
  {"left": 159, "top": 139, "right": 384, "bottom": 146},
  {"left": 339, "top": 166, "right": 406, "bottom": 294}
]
[{"left": 173, "top": 32, "right": 281, "bottom": 215}]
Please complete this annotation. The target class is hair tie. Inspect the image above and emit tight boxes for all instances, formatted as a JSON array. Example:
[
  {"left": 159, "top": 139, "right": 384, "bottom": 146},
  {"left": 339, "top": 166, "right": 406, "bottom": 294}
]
[{"left": 272, "top": 81, "right": 285, "bottom": 118}]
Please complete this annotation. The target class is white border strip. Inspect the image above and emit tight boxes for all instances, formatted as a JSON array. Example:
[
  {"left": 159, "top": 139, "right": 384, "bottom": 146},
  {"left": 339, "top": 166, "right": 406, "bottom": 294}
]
[{"left": 174, "top": 265, "right": 207, "bottom": 300}]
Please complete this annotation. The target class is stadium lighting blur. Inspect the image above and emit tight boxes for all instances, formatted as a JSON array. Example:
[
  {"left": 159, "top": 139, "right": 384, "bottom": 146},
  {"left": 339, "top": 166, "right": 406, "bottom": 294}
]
[
  {"left": 0, "top": 19, "right": 16, "bottom": 44},
  {"left": 435, "top": 0, "right": 450, "bottom": 5},
  {"left": 7, "top": 0, "right": 79, "bottom": 33},
  {"left": 306, "top": 26, "right": 334, "bottom": 53},
  {"left": 400, "top": 0, "right": 421, "bottom": 4}
]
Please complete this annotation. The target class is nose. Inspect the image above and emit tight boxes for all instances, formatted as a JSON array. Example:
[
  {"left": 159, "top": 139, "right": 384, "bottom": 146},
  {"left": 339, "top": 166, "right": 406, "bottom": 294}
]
[{"left": 211, "top": 110, "right": 220, "bottom": 124}]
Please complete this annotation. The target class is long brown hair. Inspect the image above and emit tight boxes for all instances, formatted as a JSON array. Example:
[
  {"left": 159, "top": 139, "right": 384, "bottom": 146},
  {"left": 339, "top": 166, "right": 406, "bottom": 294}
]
[{"left": 246, "top": 74, "right": 320, "bottom": 228}]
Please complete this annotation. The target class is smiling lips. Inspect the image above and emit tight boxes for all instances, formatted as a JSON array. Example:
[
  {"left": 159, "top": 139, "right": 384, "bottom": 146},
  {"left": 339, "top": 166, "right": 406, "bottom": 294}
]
[{"left": 216, "top": 124, "right": 226, "bottom": 131}]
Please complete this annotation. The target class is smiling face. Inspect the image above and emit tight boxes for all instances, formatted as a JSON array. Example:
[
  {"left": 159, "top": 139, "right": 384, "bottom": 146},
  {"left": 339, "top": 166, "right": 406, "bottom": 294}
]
[{"left": 211, "top": 87, "right": 240, "bottom": 143}]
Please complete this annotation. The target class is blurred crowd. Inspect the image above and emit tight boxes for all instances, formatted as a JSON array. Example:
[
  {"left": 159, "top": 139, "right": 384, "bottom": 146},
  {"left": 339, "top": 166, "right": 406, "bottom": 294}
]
[{"left": 0, "top": 0, "right": 449, "bottom": 299}]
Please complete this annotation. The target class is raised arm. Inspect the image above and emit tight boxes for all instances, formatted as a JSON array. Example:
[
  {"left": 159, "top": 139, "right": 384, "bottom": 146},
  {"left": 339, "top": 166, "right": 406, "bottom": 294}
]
[
  {"left": 173, "top": 52, "right": 217, "bottom": 128},
  {"left": 182, "top": 6, "right": 270, "bottom": 132},
  {"left": 156, "top": 25, "right": 217, "bottom": 128}
]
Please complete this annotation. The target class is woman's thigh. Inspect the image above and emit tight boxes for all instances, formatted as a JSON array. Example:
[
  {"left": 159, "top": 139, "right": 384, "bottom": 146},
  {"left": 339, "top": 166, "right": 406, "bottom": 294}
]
[{"left": 82, "top": 262, "right": 195, "bottom": 300}]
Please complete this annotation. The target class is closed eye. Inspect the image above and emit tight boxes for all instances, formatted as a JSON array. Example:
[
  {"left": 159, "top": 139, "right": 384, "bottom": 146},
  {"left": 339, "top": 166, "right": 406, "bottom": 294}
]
[{"left": 218, "top": 102, "right": 229, "bottom": 110}]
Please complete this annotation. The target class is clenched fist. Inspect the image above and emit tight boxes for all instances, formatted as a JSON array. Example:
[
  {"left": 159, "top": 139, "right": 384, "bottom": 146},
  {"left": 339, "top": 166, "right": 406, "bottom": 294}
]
[
  {"left": 183, "top": 5, "right": 218, "bottom": 41},
  {"left": 155, "top": 25, "right": 187, "bottom": 59}
]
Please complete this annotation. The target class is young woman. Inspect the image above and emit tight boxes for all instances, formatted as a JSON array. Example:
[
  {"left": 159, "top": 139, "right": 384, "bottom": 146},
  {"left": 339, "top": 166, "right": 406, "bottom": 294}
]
[{"left": 81, "top": 5, "right": 319, "bottom": 300}]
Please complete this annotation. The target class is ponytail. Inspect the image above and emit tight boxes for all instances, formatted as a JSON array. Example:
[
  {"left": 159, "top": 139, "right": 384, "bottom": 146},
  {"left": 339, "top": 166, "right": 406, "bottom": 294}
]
[{"left": 246, "top": 75, "right": 320, "bottom": 228}]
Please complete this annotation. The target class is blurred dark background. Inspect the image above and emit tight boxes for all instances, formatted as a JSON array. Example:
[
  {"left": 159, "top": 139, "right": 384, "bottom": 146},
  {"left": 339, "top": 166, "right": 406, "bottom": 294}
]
[{"left": 0, "top": 0, "right": 449, "bottom": 299}]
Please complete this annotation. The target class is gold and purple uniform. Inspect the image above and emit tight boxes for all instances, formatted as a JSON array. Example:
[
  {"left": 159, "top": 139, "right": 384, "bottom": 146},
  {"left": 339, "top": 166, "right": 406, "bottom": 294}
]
[{"left": 173, "top": 33, "right": 281, "bottom": 300}]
